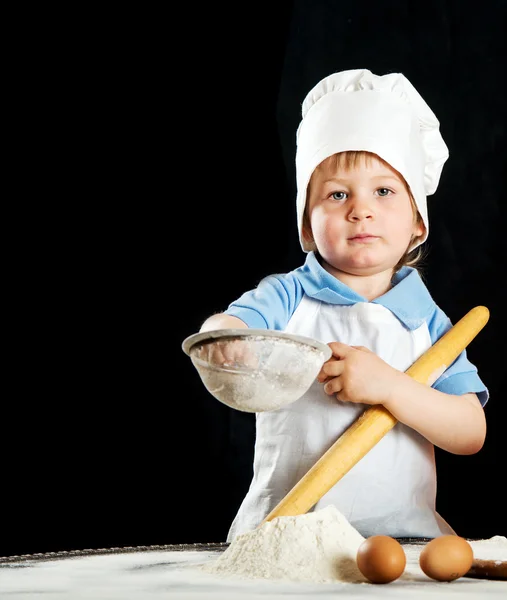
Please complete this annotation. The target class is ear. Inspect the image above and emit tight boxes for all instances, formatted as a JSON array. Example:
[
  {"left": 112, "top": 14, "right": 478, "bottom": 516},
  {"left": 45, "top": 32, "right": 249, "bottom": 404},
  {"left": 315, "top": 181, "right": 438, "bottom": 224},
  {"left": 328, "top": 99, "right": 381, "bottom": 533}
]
[
  {"left": 302, "top": 224, "right": 318, "bottom": 252},
  {"left": 302, "top": 213, "right": 314, "bottom": 242},
  {"left": 302, "top": 226, "right": 314, "bottom": 243},
  {"left": 412, "top": 210, "right": 426, "bottom": 238},
  {"left": 413, "top": 220, "right": 426, "bottom": 239}
]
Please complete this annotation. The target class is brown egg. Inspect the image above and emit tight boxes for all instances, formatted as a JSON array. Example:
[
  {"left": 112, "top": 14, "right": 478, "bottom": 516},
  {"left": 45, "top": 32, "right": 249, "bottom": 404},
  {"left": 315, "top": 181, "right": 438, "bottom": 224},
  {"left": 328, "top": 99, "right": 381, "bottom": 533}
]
[
  {"left": 419, "top": 535, "right": 474, "bottom": 581},
  {"left": 356, "top": 535, "right": 406, "bottom": 583}
]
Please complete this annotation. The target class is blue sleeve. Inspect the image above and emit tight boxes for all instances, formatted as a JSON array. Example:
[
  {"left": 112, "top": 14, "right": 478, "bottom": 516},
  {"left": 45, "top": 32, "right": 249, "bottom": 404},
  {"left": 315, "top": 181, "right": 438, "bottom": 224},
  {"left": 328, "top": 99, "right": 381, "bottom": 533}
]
[
  {"left": 224, "top": 273, "right": 304, "bottom": 330},
  {"left": 427, "top": 306, "right": 489, "bottom": 407}
]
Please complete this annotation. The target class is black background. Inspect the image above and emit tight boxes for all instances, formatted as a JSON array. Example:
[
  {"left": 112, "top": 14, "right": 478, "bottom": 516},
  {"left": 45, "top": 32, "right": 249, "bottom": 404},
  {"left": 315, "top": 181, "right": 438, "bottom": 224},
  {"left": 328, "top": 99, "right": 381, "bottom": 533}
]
[{"left": 3, "top": 0, "right": 505, "bottom": 558}]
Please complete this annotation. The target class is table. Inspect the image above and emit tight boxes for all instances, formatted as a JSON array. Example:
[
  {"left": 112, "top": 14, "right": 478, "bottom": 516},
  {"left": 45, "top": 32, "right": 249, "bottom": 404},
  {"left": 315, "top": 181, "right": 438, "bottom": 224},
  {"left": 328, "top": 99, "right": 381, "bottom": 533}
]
[{"left": 0, "top": 542, "right": 505, "bottom": 599}]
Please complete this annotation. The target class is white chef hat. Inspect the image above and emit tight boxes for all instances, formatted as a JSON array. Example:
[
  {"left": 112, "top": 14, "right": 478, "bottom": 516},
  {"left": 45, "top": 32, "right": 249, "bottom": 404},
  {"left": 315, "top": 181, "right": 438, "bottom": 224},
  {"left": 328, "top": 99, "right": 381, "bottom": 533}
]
[{"left": 295, "top": 68, "right": 449, "bottom": 252}]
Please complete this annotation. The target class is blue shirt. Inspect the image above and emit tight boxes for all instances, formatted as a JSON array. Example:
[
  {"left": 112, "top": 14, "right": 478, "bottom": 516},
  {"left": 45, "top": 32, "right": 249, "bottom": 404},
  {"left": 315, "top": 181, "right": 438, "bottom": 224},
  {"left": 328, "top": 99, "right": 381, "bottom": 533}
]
[{"left": 225, "top": 252, "right": 489, "bottom": 406}]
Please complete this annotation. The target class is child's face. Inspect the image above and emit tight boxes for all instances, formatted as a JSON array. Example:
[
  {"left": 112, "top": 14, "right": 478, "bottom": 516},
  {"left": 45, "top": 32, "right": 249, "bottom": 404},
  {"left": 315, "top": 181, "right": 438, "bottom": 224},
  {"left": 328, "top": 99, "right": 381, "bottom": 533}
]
[{"left": 306, "top": 154, "right": 424, "bottom": 277}]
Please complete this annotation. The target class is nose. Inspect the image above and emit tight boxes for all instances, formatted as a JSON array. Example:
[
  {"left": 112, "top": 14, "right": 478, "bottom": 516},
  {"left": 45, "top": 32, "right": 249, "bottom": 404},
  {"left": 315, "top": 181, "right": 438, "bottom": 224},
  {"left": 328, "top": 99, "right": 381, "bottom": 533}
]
[{"left": 347, "top": 195, "right": 374, "bottom": 222}]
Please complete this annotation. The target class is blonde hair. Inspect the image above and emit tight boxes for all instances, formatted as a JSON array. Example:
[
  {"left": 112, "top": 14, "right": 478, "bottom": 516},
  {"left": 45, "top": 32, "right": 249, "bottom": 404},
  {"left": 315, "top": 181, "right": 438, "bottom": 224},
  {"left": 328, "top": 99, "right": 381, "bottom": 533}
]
[{"left": 304, "top": 151, "right": 427, "bottom": 273}]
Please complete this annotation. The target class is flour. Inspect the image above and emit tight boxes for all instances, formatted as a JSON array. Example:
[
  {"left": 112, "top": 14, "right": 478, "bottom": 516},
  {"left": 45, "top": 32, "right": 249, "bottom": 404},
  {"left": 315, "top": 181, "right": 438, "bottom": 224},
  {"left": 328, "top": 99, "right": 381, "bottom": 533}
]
[
  {"left": 201, "top": 506, "right": 507, "bottom": 585},
  {"left": 200, "top": 364, "right": 321, "bottom": 412},
  {"left": 202, "top": 505, "right": 367, "bottom": 583},
  {"left": 192, "top": 334, "right": 329, "bottom": 413},
  {"left": 469, "top": 535, "right": 507, "bottom": 562}
]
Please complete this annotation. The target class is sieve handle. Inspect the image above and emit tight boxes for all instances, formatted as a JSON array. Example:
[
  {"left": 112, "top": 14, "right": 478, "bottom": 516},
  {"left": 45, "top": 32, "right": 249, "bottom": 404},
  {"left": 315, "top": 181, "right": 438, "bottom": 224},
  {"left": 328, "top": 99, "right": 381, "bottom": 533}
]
[{"left": 260, "top": 305, "right": 490, "bottom": 524}]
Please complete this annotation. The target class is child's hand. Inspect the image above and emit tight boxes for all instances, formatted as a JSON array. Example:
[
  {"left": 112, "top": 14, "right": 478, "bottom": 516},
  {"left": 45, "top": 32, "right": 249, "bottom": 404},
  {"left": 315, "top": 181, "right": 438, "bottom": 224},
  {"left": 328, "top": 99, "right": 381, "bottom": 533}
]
[
  {"left": 316, "top": 342, "right": 402, "bottom": 405},
  {"left": 195, "top": 339, "right": 259, "bottom": 371}
]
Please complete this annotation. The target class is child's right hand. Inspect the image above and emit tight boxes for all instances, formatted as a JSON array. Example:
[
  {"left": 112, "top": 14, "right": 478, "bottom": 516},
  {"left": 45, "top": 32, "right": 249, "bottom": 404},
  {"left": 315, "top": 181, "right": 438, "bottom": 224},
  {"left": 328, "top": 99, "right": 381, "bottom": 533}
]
[{"left": 194, "top": 339, "right": 259, "bottom": 371}]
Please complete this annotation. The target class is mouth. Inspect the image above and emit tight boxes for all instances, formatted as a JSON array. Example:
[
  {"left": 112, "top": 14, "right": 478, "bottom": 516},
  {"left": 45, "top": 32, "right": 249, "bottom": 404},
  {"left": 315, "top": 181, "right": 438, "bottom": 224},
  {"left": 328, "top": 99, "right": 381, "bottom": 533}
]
[{"left": 348, "top": 234, "right": 379, "bottom": 243}]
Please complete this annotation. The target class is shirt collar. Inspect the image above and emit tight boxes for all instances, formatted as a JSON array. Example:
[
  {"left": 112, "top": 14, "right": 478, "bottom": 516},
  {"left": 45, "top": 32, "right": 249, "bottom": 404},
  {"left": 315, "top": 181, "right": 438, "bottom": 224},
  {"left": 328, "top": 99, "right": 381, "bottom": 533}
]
[{"left": 295, "top": 252, "right": 435, "bottom": 330}]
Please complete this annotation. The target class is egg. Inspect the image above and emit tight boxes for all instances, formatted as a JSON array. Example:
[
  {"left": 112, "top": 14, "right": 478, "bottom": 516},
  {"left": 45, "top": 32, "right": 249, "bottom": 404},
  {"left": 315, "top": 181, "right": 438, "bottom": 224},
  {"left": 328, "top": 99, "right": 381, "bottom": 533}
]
[
  {"left": 419, "top": 535, "right": 474, "bottom": 581},
  {"left": 356, "top": 535, "right": 406, "bottom": 583}
]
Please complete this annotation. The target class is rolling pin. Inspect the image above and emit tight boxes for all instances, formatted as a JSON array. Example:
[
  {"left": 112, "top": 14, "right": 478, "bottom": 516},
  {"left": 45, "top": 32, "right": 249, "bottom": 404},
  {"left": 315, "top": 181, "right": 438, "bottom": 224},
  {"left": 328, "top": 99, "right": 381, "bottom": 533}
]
[{"left": 261, "top": 305, "right": 490, "bottom": 525}]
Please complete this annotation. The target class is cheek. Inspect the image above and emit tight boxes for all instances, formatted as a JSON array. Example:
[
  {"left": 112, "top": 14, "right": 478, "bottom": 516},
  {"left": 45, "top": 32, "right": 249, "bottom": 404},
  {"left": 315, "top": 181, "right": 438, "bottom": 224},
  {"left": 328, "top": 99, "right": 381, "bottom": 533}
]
[
  {"left": 310, "top": 213, "right": 336, "bottom": 243},
  {"left": 310, "top": 206, "right": 341, "bottom": 232},
  {"left": 387, "top": 204, "right": 418, "bottom": 235}
]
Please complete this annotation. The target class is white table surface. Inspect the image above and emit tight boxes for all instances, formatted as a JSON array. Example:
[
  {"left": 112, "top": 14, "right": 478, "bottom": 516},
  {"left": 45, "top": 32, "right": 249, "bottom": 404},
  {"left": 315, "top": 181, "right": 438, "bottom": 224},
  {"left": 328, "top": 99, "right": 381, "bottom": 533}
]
[{"left": 0, "top": 542, "right": 505, "bottom": 599}]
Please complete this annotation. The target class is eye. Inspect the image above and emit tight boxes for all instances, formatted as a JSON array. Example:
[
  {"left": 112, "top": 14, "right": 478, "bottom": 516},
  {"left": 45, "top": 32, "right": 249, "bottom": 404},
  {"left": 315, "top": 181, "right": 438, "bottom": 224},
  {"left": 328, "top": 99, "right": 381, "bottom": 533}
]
[
  {"left": 377, "top": 188, "right": 393, "bottom": 197},
  {"left": 330, "top": 191, "right": 347, "bottom": 201}
]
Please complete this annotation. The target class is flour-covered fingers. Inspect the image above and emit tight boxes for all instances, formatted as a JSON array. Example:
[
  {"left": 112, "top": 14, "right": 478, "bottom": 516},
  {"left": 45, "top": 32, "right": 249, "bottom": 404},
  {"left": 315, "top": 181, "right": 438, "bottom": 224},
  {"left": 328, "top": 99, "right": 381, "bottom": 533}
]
[
  {"left": 198, "top": 339, "right": 258, "bottom": 369},
  {"left": 196, "top": 342, "right": 225, "bottom": 365}
]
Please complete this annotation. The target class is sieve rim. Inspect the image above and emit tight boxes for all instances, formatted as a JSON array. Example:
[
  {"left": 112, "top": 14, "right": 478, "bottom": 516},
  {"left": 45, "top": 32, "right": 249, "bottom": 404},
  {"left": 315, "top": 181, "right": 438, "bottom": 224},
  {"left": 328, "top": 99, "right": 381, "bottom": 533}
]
[{"left": 182, "top": 328, "right": 332, "bottom": 360}]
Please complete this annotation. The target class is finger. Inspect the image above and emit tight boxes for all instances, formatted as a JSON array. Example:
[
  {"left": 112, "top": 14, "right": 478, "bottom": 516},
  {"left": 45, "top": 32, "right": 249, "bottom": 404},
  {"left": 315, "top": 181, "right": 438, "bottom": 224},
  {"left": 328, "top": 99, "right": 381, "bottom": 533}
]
[
  {"left": 328, "top": 341, "right": 352, "bottom": 359},
  {"left": 207, "top": 346, "right": 228, "bottom": 365},
  {"left": 323, "top": 377, "right": 343, "bottom": 396},
  {"left": 316, "top": 370, "right": 328, "bottom": 383},
  {"left": 317, "top": 357, "right": 340, "bottom": 382},
  {"left": 351, "top": 345, "right": 372, "bottom": 353},
  {"left": 322, "top": 360, "right": 345, "bottom": 378},
  {"left": 317, "top": 372, "right": 334, "bottom": 384},
  {"left": 222, "top": 340, "right": 244, "bottom": 363}
]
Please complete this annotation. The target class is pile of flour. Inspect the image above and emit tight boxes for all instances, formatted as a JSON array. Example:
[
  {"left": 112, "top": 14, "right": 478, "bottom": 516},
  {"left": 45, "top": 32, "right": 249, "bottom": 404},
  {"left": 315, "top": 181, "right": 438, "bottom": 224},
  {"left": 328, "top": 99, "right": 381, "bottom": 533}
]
[{"left": 202, "top": 505, "right": 366, "bottom": 583}]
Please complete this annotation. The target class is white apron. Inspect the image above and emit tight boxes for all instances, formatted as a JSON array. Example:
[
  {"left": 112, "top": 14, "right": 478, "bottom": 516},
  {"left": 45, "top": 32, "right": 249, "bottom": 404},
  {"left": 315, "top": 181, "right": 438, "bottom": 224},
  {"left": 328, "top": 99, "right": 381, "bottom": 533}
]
[{"left": 227, "top": 298, "right": 456, "bottom": 541}]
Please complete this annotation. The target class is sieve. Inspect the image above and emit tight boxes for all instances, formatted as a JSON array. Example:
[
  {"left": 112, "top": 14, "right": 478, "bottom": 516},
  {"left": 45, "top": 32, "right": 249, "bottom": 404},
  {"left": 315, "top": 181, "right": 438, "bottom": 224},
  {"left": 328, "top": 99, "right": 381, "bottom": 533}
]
[{"left": 182, "top": 329, "right": 332, "bottom": 412}]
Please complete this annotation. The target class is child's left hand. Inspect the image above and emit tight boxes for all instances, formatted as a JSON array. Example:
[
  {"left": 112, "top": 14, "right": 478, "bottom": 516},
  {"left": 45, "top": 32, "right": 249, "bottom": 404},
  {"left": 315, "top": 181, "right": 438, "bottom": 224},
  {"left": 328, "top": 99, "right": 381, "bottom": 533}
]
[{"left": 316, "top": 342, "right": 403, "bottom": 406}]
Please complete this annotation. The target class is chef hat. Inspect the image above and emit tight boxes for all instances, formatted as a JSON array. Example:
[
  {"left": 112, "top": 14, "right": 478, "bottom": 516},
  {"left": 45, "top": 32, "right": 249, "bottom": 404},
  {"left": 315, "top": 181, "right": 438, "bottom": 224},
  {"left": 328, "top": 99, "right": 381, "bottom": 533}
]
[{"left": 295, "top": 68, "right": 449, "bottom": 252}]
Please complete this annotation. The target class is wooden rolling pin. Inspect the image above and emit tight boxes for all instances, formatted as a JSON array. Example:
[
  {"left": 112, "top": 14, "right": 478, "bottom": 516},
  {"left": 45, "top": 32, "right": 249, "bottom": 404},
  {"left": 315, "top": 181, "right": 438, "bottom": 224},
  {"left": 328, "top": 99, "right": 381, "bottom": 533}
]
[{"left": 261, "top": 305, "right": 490, "bottom": 525}]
